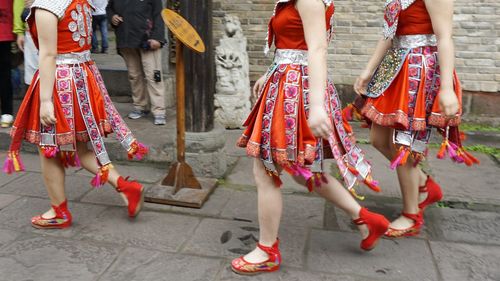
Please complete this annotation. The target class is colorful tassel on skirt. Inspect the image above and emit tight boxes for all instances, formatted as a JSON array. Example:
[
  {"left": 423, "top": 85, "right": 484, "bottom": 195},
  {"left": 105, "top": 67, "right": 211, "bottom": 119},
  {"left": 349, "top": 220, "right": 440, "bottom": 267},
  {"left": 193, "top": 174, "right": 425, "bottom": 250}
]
[
  {"left": 91, "top": 163, "right": 113, "bottom": 188},
  {"left": 3, "top": 151, "right": 25, "bottom": 174},
  {"left": 128, "top": 141, "right": 149, "bottom": 160}
]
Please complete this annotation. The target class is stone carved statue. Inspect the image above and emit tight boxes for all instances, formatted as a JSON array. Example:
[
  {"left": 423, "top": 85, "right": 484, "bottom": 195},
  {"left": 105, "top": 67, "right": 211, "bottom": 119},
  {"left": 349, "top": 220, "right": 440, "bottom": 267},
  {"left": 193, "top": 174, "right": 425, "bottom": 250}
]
[{"left": 214, "top": 15, "right": 251, "bottom": 129}]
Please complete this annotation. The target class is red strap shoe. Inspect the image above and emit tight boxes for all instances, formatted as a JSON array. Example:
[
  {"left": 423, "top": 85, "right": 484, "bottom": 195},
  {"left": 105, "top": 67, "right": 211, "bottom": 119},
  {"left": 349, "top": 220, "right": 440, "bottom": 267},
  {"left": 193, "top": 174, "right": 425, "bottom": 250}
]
[
  {"left": 353, "top": 207, "right": 390, "bottom": 251},
  {"left": 231, "top": 239, "right": 281, "bottom": 275},
  {"left": 385, "top": 212, "right": 423, "bottom": 238},
  {"left": 31, "top": 200, "right": 72, "bottom": 229},
  {"left": 418, "top": 176, "right": 443, "bottom": 210},
  {"left": 117, "top": 176, "right": 144, "bottom": 218}
]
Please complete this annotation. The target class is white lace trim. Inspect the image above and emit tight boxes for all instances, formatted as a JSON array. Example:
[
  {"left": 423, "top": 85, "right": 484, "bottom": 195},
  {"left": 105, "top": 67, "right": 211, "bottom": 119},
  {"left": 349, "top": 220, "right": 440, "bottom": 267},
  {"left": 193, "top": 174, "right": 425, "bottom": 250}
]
[{"left": 28, "top": 0, "right": 72, "bottom": 20}]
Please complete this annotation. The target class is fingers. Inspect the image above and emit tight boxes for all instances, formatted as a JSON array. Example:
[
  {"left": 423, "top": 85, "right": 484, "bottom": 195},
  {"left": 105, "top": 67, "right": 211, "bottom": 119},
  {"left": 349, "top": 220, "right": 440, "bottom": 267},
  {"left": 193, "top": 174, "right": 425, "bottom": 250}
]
[
  {"left": 252, "top": 82, "right": 261, "bottom": 98},
  {"left": 311, "top": 121, "right": 333, "bottom": 138}
]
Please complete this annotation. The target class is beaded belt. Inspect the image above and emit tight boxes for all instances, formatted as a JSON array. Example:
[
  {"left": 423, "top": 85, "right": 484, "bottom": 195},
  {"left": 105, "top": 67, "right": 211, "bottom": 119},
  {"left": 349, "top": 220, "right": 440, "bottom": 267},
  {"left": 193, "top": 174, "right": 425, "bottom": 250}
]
[
  {"left": 56, "top": 50, "right": 92, "bottom": 65},
  {"left": 393, "top": 34, "right": 437, "bottom": 49},
  {"left": 274, "top": 49, "right": 308, "bottom": 65}
]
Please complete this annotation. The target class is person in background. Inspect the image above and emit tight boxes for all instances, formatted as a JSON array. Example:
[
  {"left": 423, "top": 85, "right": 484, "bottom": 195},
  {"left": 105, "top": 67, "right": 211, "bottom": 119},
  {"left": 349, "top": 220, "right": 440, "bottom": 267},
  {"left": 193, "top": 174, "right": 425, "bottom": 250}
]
[
  {"left": 0, "top": 0, "right": 16, "bottom": 128},
  {"left": 107, "top": 0, "right": 167, "bottom": 126},
  {"left": 13, "top": 0, "right": 38, "bottom": 87},
  {"left": 91, "top": 0, "right": 109, "bottom": 54}
]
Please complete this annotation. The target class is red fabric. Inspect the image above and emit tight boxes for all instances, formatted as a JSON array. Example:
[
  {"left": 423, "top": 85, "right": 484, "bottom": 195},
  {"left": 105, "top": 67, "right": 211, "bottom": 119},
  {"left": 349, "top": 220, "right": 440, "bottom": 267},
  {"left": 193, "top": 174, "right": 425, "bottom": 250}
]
[
  {"left": 272, "top": 2, "right": 335, "bottom": 50},
  {"left": 396, "top": 0, "right": 434, "bottom": 35},
  {"left": 0, "top": 0, "right": 15, "bottom": 41},
  {"left": 29, "top": 0, "right": 92, "bottom": 53}
]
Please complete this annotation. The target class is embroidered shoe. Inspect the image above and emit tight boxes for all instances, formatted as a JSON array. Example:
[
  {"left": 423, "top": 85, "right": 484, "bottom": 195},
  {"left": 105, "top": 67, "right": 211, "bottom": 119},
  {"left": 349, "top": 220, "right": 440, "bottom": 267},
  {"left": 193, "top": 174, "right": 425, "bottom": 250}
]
[
  {"left": 418, "top": 176, "right": 443, "bottom": 211},
  {"left": 385, "top": 212, "right": 423, "bottom": 238},
  {"left": 117, "top": 176, "right": 144, "bottom": 217},
  {"left": 352, "top": 207, "right": 390, "bottom": 251},
  {"left": 31, "top": 200, "right": 72, "bottom": 229},
  {"left": 231, "top": 239, "right": 281, "bottom": 275}
]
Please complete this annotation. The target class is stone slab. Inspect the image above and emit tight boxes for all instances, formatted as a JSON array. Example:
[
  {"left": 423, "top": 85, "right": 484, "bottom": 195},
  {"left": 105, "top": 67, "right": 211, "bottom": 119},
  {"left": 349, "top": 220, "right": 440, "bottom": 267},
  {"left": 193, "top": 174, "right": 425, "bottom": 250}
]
[
  {"left": 100, "top": 247, "right": 222, "bottom": 281},
  {"left": 430, "top": 241, "right": 500, "bottom": 281},
  {"left": 425, "top": 207, "right": 500, "bottom": 245},
  {"left": 145, "top": 177, "right": 218, "bottom": 208},
  {"left": 308, "top": 230, "right": 438, "bottom": 281},
  {"left": 220, "top": 190, "right": 325, "bottom": 228},
  {"left": 0, "top": 194, "right": 20, "bottom": 210},
  {"left": 0, "top": 197, "right": 107, "bottom": 238},
  {"left": 219, "top": 266, "right": 378, "bottom": 281},
  {"left": 0, "top": 235, "right": 120, "bottom": 281},
  {"left": 76, "top": 208, "right": 200, "bottom": 252},
  {"left": 0, "top": 172, "right": 23, "bottom": 188},
  {"left": 0, "top": 173, "right": 92, "bottom": 201},
  {"left": 427, "top": 151, "right": 500, "bottom": 205},
  {"left": 166, "top": 186, "right": 233, "bottom": 217},
  {"left": 80, "top": 185, "right": 129, "bottom": 207},
  {"left": 0, "top": 229, "right": 21, "bottom": 250},
  {"left": 224, "top": 129, "right": 246, "bottom": 157},
  {"left": 182, "top": 218, "right": 308, "bottom": 268}
]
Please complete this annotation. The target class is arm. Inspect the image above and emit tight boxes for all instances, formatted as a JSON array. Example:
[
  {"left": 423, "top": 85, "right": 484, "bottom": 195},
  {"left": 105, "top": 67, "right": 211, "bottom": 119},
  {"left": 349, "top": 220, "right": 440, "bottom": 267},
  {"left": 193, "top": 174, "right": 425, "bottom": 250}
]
[
  {"left": 354, "top": 38, "right": 392, "bottom": 95},
  {"left": 149, "top": 0, "right": 166, "bottom": 49},
  {"left": 297, "top": 0, "right": 332, "bottom": 138},
  {"left": 107, "top": 0, "right": 123, "bottom": 26},
  {"left": 13, "top": 0, "right": 25, "bottom": 51},
  {"left": 425, "top": 0, "right": 459, "bottom": 116},
  {"left": 36, "top": 9, "right": 58, "bottom": 126}
]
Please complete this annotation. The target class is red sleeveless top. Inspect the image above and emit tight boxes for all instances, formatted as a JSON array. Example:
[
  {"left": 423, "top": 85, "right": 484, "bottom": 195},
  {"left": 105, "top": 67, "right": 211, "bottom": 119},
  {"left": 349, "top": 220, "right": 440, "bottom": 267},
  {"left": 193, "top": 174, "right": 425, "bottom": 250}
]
[
  {"left": 29, "top": 0, "right": 93, "bottom": 54},
  {"left": 271, "top": 1, "right": 335, "bottom": 50},
  {"left": 396, "top": 0, "right": 434, "bottom": 35}
]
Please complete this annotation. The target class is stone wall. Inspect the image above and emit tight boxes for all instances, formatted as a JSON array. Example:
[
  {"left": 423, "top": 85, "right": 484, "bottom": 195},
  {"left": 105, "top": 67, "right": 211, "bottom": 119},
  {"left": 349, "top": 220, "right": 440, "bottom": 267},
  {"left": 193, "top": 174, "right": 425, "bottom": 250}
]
[{"left": 212, "top": 0, "right": 500, "bottom": 93}]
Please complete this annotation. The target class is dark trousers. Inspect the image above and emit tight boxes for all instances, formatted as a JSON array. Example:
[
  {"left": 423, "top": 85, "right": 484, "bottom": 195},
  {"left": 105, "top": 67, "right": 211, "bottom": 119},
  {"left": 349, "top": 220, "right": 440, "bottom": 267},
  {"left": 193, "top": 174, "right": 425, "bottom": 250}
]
[
  {"left": 0, "top": 42, "right": 13, "bottom": 115},
  {"left": 92, "top": 15, "right": 109, "bottom": 51}
]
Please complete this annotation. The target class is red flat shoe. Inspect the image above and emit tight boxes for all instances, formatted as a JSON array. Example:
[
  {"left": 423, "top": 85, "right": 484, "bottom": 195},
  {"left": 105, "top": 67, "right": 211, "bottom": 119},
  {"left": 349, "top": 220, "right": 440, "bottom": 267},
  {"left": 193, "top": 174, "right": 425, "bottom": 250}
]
[
  {"left": 31, "top": 200, "right": 72, "bottom": 229},
  {"left": 117, "top": 176, "right": 144, "bottom": 218},
  {"left": 353, "top": 207, "right": 390, "bottom": 251},
  {"left": 418, "top": 176, "right": 443, "bottom": 210},
  {"left": 385, "top": 212, "right": 423, "bottom": 238},
  {"left": 231, "top": 239, "right": 281, "bottom": 275}
]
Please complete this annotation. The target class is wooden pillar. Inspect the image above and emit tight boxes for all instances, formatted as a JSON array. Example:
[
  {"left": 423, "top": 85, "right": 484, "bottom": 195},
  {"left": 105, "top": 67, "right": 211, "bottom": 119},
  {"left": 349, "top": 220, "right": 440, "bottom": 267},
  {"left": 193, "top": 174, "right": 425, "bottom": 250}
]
[{"left": 179, "top": 0, "right": 214, "bottom": 132}]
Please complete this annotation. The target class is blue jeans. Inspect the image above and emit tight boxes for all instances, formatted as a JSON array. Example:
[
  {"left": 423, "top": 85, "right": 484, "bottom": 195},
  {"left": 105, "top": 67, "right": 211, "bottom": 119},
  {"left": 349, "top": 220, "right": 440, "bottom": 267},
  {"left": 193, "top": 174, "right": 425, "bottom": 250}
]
[{"left": 92, "top": 15, "right": 109, "bottom": 51}]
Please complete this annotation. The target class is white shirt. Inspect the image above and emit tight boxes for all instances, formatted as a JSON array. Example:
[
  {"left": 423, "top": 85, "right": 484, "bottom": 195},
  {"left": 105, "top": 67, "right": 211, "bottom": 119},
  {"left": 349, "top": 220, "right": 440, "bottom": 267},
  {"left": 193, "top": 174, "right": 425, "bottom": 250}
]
[{"left": 91, "top": 0, "right": 108, "bottom": 16}]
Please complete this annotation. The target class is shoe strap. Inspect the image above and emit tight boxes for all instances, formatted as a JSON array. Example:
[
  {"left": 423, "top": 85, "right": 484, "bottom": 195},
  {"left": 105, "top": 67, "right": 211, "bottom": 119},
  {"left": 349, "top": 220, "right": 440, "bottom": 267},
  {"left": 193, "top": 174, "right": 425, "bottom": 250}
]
[
  {"left": 256, "top": 239, "right": 279, "bottom": 256},
  {"left": 402, "top": 212, "right": 422, "bottom": 223},
  {"left": 352, "top": 217, "right": 365, "bottom": 225},
  {"left": 418, "top": 176, "right": 430, "bottom": 192}
]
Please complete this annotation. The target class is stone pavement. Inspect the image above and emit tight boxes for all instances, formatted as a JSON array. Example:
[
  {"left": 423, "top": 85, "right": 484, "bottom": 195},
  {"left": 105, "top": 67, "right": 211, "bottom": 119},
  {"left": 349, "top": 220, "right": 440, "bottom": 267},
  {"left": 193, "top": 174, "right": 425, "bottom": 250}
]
[{"left": 0, "top": 128, "right": 499, "bottom": 281}]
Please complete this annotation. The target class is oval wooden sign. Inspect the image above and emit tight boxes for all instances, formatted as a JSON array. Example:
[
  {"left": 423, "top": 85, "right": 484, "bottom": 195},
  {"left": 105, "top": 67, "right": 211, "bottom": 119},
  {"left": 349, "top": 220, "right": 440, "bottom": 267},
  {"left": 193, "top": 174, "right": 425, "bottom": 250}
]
[{"left": 162, "top": 9, "right": 206, "bottom": 53}]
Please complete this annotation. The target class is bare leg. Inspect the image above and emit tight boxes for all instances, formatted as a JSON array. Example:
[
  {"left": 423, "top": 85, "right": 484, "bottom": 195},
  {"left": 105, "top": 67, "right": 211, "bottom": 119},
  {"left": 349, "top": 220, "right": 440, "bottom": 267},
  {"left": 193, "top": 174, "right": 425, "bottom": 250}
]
[
  {"left": 243, "top": 159, "right": 283, "bottom": 263},
  {"left": 291, "top": 173, "right": 368, "bottom": 239},
  {"left": 370, "top": 124, "right": 422, "bottom": 229},
  {"left": 39, "top": 149, "right": 66, "bottom": 218},
  {"left": 76, "top": 142, "right": 127, "bottom": 204}
]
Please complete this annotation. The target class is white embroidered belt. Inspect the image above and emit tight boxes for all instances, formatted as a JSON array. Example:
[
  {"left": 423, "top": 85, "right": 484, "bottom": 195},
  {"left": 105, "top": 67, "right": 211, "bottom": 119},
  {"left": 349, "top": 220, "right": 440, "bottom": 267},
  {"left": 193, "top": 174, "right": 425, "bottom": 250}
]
[
  {"left": 56, "top": 50, "right": 92, "bottom": 65},
  {"left": 393, "top": 34, "right": 437, "bottom": 49},
  {"left": 274, "top": 49, "right": 308, "bottom": 65}
]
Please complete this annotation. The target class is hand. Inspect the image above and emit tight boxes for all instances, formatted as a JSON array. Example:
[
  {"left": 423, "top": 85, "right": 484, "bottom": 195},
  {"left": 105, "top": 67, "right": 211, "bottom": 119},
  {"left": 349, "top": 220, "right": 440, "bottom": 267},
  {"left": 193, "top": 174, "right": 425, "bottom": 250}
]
[
  {"left": 16, "top": 34, "right": 25, "bottom": 52},
  {"left": 148, "top": 39, "right": 161, "bottom": 50},
  {"left": 354, "top": 69, "right": 372, "bottom": 96},
  {"left": 307, "top": 105, "right": 333, "bottom": 138},
  {"left": 252, "top": 74, "right": 267, "bottom": 100},
  {"left": 439, "top": 88, "right": 459, "bottom": 117},
  {"left": 40, "top": 100, "right": 56, "bottom": 126},
  {"left": 111, "top": 15, "right": 123, "bottom": 26}
]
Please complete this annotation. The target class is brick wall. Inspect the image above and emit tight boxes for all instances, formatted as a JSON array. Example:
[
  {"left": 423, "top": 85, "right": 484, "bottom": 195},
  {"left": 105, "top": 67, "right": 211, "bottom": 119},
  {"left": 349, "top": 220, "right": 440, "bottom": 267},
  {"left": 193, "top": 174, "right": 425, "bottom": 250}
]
[{"left": 212, "top": 0, "right": 500, "bottom": 93}]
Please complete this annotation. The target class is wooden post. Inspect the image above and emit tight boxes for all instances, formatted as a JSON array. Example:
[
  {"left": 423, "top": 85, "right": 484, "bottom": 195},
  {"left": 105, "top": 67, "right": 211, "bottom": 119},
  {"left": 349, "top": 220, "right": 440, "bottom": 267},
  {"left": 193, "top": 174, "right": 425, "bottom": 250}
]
[
  {"left": 175, "top": 39, "right": 185, "bottom": 163},
  {"left": 180, "top": 0, "right": 214, "bottom": 133}
]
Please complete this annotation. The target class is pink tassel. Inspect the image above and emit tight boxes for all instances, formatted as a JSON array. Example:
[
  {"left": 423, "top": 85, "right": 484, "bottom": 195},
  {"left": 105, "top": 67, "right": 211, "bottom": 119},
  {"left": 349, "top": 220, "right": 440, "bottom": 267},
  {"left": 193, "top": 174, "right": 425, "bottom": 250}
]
[
  {"left": 390, "top": 148, "right": 406, "bottom": 170},
  {"left": 74, "top": 153, "right": 81, "bottom": 167},
  {"left": 42, "top": 146, "right": 58, "bottom": 158},
  {"left": 128, "top": 141, "right": 149, "bottom": 160},
  {"left": 3, "top": 157, "right": 13, "bottom": 174},
  {"left": 91, "top": 173, "right": 102, "bottom": 188}
]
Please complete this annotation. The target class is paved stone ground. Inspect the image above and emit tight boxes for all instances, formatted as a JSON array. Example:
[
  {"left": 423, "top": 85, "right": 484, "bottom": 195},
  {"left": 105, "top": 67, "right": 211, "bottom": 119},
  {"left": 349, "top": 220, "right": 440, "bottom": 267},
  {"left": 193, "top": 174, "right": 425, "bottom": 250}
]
[{"left": 0, "top": 126, "right": 499, "bottom": 281}]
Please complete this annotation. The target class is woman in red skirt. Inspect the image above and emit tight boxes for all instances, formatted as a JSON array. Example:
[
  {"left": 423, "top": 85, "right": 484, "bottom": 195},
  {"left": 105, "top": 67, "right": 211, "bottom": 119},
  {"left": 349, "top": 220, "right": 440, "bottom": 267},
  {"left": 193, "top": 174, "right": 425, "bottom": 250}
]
[
  {"left": 354, "top": 0, "right": 478, "bottom": 237},
  {"left": 232, "top": 0, "right": 390, "bottom": 275},
  {"left": 3, "top": 0, "right": 148, "bottom": 229}
]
